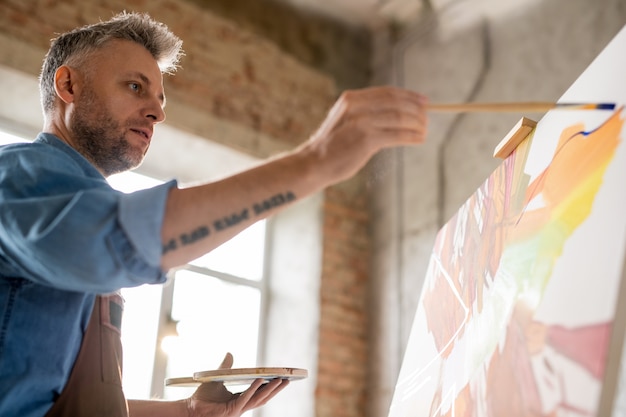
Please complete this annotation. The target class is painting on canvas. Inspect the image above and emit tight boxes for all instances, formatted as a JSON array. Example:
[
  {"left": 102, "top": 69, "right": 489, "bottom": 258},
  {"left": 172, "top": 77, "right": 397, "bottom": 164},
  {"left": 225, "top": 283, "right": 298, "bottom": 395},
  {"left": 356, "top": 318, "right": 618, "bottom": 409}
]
[{"left": 388, "top": 26, "right": 626, "bottom": 417}]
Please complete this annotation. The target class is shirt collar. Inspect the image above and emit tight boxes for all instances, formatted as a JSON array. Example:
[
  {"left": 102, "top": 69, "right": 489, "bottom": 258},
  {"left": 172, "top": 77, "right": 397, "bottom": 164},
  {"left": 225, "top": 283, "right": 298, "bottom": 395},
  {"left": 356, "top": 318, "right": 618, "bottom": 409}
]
[{"left": 35, "top": 132, "right": 105, "bottom": 180}]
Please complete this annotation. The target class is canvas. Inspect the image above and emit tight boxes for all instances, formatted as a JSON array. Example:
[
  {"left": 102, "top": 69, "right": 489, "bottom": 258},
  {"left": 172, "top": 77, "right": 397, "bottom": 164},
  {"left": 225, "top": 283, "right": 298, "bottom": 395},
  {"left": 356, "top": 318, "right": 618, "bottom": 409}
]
[{"left": 388, "top": 25, "right": 626, "bottom": 417}]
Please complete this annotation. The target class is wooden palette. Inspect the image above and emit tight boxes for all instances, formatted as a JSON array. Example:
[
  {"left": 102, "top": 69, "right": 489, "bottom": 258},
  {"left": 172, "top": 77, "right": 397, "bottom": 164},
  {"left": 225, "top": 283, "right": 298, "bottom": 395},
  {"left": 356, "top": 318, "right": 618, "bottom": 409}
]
[{"left": 165, "top": 367, "right": 308, "bottom": 387}]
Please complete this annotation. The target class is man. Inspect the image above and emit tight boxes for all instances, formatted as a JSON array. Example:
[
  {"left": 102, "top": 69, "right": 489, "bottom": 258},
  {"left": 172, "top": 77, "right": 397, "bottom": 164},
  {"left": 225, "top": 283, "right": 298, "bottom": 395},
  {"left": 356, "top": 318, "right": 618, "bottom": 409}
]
[{"left": 0, "top": 11, "right": 428, "bottom": 417}]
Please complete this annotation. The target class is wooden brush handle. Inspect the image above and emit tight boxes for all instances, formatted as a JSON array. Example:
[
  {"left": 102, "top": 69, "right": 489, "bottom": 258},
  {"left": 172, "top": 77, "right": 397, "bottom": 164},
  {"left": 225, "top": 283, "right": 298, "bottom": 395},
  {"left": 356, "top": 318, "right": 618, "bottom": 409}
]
[
  {"left": 427, "top": 102, "right": 615, "bottom": 113},
  {"left": 427, "top": 102, "right": 559, "bottom": 113}
]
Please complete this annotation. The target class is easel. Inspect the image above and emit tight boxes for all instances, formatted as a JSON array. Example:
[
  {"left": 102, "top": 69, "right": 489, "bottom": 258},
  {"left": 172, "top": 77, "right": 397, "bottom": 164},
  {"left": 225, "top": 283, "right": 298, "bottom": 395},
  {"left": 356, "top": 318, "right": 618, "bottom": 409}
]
[{"left": 493, "top": 116, "right": 537, "bottom": 159}]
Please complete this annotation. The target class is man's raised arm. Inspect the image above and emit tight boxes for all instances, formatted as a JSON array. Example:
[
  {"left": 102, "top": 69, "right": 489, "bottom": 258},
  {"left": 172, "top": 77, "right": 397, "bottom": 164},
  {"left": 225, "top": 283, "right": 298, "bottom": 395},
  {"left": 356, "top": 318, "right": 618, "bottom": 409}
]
[{"left": 160, "top": 86, "right": 428, "bottom": 270}]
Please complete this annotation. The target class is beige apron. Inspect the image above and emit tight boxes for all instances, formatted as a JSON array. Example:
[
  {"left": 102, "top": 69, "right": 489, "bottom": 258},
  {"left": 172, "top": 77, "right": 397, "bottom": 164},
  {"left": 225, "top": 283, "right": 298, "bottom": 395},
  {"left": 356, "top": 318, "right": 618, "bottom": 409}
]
[{"left": 45, "top": 294, "right": 128, "bottom": 417}]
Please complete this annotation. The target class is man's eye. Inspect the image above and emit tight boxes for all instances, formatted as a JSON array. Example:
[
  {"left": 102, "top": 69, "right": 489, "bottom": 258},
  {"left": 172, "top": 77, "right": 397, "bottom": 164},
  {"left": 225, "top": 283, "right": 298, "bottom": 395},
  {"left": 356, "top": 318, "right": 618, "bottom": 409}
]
[{"left": 129, "top": 83, "right": 141, "bottom": 92}]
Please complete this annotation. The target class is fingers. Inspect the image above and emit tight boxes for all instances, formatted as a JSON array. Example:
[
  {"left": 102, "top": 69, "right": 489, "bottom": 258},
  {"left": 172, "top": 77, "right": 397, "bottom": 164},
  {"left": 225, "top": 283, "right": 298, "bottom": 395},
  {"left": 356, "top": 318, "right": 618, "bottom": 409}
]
[
  {"left": 354, "top": 87, "right": 428, "bottom": 146},
  {"left": 253, "top": 378, "right": 289, "bottom": 405},
  {"left": 317, "top": 86, "right": 429, "bottom": 150},
  {"left": 342, "top": 87, "right": 428, "bottom": 114},
  {"left": 189, "top": 353, "right": 235, "bottom": 403},
  {"left": 238, "top": 378, "right": 290, "bottom": 412},
  {"left": 338, "top": 86, "right": 428, "bottom": 122},
  {"left": 188, "top": 377, "right": 290, "bottom": 415},
  {"left": 218, "top": 352, "right": 234, "bottom": 370},
  {"left": 238, "top": 378, "right": 265, "bottom": 402}
]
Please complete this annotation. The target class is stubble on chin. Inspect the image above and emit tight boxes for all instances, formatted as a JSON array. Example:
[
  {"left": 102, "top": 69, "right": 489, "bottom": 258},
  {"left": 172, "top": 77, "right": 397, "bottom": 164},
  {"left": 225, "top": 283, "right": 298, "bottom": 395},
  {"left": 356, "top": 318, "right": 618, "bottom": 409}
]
[{"left": 70, "top": 91, "right": 144, "bottom": 177}]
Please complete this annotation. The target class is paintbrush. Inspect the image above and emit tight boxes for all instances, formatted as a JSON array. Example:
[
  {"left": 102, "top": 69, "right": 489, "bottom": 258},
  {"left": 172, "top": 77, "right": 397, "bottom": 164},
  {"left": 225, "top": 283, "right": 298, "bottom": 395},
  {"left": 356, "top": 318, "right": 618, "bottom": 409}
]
[{"left": 427, "top": 102, "right": 616, "bottom": 113}]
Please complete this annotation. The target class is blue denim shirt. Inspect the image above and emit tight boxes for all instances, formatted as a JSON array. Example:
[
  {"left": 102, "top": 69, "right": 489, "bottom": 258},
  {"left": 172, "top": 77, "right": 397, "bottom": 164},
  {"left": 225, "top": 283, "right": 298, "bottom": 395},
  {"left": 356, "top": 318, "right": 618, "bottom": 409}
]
[{"left": 0, "top": 133, "right": 176, "bottom": 416}]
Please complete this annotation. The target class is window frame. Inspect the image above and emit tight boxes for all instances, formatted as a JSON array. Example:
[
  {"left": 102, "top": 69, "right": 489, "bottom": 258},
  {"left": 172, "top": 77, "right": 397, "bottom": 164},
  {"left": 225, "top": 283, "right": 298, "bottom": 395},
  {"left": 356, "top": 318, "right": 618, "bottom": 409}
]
[{"left": 150, "top": 232, "right": 271, "bottom": 399}]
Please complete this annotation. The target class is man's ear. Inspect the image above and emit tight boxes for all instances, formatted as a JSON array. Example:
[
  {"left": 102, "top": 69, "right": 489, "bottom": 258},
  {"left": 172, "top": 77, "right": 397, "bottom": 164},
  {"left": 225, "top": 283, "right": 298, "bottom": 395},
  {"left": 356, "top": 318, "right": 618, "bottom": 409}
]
[{"left": 54, "top": 65, "right": 77, "bottom": 104}]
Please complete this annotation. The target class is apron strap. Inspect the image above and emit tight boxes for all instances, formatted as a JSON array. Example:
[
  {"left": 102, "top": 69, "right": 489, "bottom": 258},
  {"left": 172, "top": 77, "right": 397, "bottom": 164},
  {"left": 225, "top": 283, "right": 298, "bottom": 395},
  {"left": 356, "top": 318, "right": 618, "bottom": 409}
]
[{"left": 45, "top": 294, "right": 128, "bottom": 417}]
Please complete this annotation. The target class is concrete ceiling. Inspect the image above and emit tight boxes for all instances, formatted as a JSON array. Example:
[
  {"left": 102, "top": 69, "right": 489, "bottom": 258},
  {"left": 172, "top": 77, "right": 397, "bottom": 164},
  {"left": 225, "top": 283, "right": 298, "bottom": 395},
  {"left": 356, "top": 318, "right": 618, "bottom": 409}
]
[
  {"left": 192, "top": 0, "right": 545, "bottom": 93},
  {"left": 276, "top": 0, "right": 427, "bottom": 27},
  {"left": 275, "top": 0, "right": 546, "bottom": 28}
]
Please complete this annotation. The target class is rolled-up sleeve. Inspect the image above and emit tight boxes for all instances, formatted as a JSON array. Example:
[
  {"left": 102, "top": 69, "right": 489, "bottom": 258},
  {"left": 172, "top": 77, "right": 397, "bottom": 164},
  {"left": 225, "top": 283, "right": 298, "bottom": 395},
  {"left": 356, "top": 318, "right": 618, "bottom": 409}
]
[
  {"left": 0, "top": 136, "right": 179, "bottom": 293},
  {"left": 118, "top": 182, "right": 176, "bottom": 269}
]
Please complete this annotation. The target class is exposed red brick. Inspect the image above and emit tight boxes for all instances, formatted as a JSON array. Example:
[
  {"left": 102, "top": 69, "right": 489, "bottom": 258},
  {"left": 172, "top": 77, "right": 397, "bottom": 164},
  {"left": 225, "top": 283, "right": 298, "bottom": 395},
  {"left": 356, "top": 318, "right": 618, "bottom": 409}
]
[{"left": 318, "top": 179, "right": 370, "bottom": 417}]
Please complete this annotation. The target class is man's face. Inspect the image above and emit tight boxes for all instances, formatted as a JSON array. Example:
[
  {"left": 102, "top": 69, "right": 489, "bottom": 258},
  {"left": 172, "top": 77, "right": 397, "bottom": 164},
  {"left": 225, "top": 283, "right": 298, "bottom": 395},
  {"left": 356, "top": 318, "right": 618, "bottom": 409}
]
[{"left": 68, "top": 39, "right": 166, "bottom": 177}]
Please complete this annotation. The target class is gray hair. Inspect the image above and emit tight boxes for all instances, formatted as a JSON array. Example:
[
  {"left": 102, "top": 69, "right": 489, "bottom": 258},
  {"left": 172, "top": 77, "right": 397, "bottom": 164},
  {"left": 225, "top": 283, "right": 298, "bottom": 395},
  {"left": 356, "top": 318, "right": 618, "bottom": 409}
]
[{"left": 39, "top": 11, "right": 183, "bottom": 113}]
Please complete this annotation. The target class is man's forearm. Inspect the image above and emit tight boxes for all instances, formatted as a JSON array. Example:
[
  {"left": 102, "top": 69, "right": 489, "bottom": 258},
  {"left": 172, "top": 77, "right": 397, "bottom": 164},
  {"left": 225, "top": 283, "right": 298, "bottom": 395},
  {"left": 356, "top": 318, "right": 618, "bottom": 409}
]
[
  {"left": 159, "top": 86, "right": 428, "bottom": 271},
  {"left": 160, "top": 144, "right": 324, "bottom": 270},
  {"left": 128, "top": 399, "right": 188, "bottom": 417}
]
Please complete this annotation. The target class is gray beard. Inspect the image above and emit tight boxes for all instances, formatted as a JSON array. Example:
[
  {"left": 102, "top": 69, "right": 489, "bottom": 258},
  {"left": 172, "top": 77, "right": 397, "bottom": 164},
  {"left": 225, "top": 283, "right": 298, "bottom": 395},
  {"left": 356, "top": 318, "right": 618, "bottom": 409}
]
[{"left": 70, "top": 90, "right": 144, "bottom": 177}]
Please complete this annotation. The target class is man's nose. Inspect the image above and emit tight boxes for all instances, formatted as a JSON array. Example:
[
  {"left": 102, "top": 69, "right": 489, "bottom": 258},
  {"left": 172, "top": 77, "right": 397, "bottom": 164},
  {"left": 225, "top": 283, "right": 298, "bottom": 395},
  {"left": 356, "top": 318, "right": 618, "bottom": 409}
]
[{"left": 146, "top": 98, "right": 166, "bottom": 123}]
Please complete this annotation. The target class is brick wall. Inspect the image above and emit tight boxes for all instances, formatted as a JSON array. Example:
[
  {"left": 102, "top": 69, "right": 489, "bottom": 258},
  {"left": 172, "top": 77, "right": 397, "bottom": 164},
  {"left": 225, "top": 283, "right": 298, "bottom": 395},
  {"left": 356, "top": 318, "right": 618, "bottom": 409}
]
[
  {"left": 0, "top": 1, "right": 373, "bottom": 417},
  {"left": 318, "top": 180, "right": 370, "bottom": 417},
  {"left": 0, "top": 0, "right": 336, "bottom": 155}
]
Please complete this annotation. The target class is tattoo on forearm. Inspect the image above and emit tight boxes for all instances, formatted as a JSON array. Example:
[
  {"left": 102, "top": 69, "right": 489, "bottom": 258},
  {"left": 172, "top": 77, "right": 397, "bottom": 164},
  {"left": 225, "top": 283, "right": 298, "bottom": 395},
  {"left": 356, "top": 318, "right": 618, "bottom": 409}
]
[
  {"left": 162, "top": 191, "right": 296, "bottom": 255},
  {"left": 162, "top": 225, "right": 210, "bottom": 255},
  {"left": 213, "top": 208, "right": 249, "bottom": 231},
  {"left": 181, "top": 225, "right": 210, "bottom": 245},
  {"left": 163, "top": 238, "right": 177, "bottom": 254},
  {"left": 253, "top": 191, "right": 296, "bottom": 215}
]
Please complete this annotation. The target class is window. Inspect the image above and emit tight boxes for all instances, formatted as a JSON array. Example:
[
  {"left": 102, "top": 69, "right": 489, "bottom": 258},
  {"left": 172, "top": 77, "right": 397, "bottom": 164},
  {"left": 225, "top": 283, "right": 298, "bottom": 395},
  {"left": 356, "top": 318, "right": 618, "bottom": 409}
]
[
  {"left": 157, "top": 220, "right": 267, "bottom": 400},
  {"left": 108, "top": 172, "right": 267, "bottom": 403}
]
